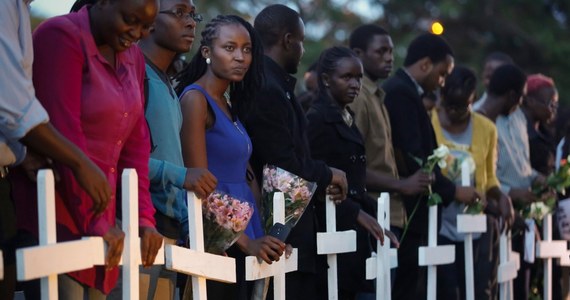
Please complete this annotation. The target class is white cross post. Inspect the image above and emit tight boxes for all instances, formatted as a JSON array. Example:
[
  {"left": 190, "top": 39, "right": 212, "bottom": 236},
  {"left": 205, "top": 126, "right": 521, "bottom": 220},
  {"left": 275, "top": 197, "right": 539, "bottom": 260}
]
[
  {"left": 16, "top": 170, "right": 106, "bottom": 300},
  {"left": 316, "top": 195, "right": 357, "bottom": 299},
  {"left": 536, "top": 213, "right": 567, "bottom": 300},
  {"left": 0, "top": 250, "right": 3, "bottom": 280},
  {"left": 456, "top": 160, "right": 487, "bottom": 300},
  {"left": 365, "top": 192, "right": 398, "bottom": 300},
  {"left": 244, "top": 192, "right": 298, "bottom": 300},
  {"left": 498, "top": 230, "right": 519, "bottom": 300},
  {"left": 164, "top": 192, "right": 237, "bottom": 300},
  {"left": 418, "top": 200, "right": 455, "bottom": 300},
  {"left": 16, "top": 169, "right": 167, "bottom": 300}
]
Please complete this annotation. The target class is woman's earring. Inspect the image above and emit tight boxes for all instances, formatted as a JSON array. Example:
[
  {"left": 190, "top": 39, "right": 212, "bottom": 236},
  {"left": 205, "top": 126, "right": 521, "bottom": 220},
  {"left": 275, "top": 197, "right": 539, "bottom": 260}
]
[{"left": 206, "top": 58, "right": 211, "bottom": 65}]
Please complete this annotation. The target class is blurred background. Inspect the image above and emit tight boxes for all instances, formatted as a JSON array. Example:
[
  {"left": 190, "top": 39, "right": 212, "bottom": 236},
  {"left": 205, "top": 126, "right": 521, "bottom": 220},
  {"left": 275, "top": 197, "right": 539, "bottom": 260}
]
[{"left": 31, "top": 0, "right": 570, "bottom": 113}]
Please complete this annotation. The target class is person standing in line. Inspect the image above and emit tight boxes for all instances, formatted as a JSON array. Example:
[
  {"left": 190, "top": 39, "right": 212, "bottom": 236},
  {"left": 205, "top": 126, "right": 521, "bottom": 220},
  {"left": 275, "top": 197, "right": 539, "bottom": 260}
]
[
  {"left": 476, "top": 64, "right": 545, "bottom": 300},
  {"left": 430, "top": 66, "right": 513, "bottom": 299},
  {"left": 11, "top": 0, "right": 164, "bottom": 297},
  {"left": 177, "top": 14, "right": 287, "bottom": 300},
  {"left": 107, "top": 0, "right": 218, "bottom": 299},
  {"left": 306, "top": 46, "right": 391, "bottom": 300},
  {"left": 241, "top": 4, "right": 348, "bottom": 299},
  {"left": 383, "top": 33, "right": 481, "bottom": 300},
  {"left": 348, "top": 24, "right": 431, "bottom": 241}
]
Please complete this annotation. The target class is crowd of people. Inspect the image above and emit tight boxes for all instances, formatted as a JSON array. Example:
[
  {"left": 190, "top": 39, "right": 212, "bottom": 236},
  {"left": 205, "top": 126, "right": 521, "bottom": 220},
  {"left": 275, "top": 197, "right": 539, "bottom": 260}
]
[{"left": 0, "top": 0, "right": 568, "bottom": 299}]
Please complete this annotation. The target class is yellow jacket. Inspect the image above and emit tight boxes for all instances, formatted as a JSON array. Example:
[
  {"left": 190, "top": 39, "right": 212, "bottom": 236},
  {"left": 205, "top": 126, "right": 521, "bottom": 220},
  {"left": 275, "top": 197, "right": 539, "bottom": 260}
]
[{"left": 431, "top": 109, "right": 501, "bottom": 193}]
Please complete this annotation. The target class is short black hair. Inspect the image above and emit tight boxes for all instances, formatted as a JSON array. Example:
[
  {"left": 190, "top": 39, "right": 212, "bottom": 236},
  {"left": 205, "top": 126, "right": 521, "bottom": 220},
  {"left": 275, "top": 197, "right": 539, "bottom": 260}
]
[
  {"left": 349, "top": 24, "right": 389, "bottom": 51},
  {"left": 441, "top": 66, "right": 477, "bottom": 107},
  {"left": 403, "top": 33, "right": 454, "bottom": 67},
  {"left": 254, "top": 4, "right": 300, "bottom": 49},
  {"left": 484, "top": 51, "right": 514, "bottom": 65},
  {"left": 488, "top": 64, "right": 527, "bottom": 97}
]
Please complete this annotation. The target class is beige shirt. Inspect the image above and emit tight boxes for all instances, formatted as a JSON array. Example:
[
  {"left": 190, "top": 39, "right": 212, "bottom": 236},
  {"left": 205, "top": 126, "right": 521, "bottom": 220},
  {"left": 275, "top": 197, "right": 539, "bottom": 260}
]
[{"left": 349, "top": 75, "right": 406, "bottom": 227}]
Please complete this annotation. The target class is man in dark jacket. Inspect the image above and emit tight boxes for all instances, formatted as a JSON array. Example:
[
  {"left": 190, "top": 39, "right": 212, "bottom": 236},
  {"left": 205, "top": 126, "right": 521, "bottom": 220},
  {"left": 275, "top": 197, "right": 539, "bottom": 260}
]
[
  {"left": 242, "top": 4, "right": 348, "bottom": 300},
  {"left": 383, "top": 33, "right": 481, "bottom": 300}
]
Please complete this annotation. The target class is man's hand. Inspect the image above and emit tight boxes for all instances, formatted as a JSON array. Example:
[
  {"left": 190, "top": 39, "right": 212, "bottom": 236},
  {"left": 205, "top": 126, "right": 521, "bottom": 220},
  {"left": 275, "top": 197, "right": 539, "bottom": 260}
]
[
  {"left": 73, "top": 157, "right": 112, "bottom": 215},
  {"left": 397, "top": 170, "right": 431, "bottom": 196},
  {"left": 509, "top": 188, "right": 538, "bottom": 207},
  {"left": 498, "top": 193, "right": 515, "bottom": 231},
  {"left": 183, "top": 168, "right": 217, "bottom": 198},
  {"left": 140, "top": 227, "right": 163, "bottom": 268},
  {"left": 21, "top": 151, "right": 55, "bottom": 182},
  {"left": 103, "top": 227, "right": 125, "bottom": 270},
  {"left": 455, "top": 186, "right": 483, "bottom": 205},
  {"left": 328, "top": 167, "right": 347, "bottom": 202},
  {"left": 356, "top": 210, "right": 385, "bottom": 245}
]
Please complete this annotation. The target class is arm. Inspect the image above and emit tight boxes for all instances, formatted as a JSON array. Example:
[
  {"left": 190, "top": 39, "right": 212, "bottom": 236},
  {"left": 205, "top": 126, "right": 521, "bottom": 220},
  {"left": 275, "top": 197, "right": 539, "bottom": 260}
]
[{"left": 180, "top": 90, "right": 210, "bottom": 169}]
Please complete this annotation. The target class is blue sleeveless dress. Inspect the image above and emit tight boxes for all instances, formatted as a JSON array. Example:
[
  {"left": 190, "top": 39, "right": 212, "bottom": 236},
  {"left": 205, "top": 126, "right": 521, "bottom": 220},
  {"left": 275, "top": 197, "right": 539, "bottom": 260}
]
[{"left": 181, "top": 84, "right": 264, "bottom": 240}]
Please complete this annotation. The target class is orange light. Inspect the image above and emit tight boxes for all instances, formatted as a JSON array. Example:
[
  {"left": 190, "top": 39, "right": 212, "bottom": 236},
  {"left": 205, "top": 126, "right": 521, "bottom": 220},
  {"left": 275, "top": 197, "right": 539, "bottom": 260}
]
[{"left": 431, "top": 21, "right": 444, "bottom": 35}]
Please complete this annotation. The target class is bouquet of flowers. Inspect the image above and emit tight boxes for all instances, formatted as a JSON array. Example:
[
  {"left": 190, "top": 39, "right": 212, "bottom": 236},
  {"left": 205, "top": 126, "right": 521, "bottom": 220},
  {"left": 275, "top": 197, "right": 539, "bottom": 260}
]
[
  {"left": 261, "top": 165, "right": 318, "bottom": 232},
  {"left": 202, "top": 190, "right": 254, "bottom": 255}
]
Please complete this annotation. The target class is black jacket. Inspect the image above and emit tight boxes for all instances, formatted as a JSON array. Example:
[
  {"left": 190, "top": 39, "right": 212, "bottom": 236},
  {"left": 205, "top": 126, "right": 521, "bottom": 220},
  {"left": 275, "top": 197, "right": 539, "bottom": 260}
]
[
  {"left": 306, "top": 95, "right": 374, "bottom": 294},
  {"left": 382, "top": 68, "right": 456, "bottom": 235},
  {"left": 240, "top": 56, "right": 332, "bottom": 273}
]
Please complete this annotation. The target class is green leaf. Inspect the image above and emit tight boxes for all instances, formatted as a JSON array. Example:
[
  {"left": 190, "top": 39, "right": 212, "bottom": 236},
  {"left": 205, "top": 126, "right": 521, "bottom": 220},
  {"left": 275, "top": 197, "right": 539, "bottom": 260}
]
[
  {"left": 427, "top": 193, "right": 442, "bottom": 206},
  {"left": 464, "top": 202, "right": 484, "bottom": 214}
]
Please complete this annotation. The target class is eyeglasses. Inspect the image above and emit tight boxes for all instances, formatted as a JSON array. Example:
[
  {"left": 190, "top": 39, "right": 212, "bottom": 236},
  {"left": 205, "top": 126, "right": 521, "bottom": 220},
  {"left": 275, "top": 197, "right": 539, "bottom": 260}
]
[{"left": 159, "top": 8, "right": 203, "bottom": 23}]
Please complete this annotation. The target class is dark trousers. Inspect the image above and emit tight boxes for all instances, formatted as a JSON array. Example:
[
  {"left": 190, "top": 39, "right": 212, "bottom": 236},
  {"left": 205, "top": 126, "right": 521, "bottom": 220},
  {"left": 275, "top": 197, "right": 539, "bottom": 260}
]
[
  {"left": 0, "top": 177, "right": 17, "bottom": 300},
  {"left": 392, "top": 231, "right": 427, "bottom": 300},
  {"left": 285, "top": 271, "right": 318, "bottom": 300}
]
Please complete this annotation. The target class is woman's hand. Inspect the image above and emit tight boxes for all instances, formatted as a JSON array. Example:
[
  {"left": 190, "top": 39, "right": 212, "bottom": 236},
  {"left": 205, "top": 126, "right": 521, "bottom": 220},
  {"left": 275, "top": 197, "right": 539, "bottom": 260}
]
[
  {"left": 140, "top": 226, "right": 163, "bottom": 267},
  {"left": 238, "top": 234, "right": 285, "bottom": 264},
  {"left": 103, "top": 226, "right": 125, "bottom": 270}
]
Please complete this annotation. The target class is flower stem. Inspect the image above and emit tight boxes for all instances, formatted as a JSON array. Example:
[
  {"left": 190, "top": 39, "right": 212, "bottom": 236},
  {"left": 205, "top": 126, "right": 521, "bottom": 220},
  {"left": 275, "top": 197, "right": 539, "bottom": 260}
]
[{"left": 399, "top": 194, "right": 422, "bottom": 245}]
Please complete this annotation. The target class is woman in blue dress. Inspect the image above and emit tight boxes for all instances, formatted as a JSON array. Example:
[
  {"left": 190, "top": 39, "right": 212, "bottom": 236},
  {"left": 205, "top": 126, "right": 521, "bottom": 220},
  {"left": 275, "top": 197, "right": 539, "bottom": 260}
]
[{"left": 177, "top": 15, "right": 286, "bottom": 299}]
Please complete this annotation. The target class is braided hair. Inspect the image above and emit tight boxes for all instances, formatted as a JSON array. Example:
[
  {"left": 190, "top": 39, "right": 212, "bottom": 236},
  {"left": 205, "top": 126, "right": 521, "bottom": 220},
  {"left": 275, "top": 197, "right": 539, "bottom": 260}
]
[
  {"left": 70, "top": 0, "right": 97, "bottom": 12},
  {"left": 175, "top": 15, "right": 264, "bottom": 118}
]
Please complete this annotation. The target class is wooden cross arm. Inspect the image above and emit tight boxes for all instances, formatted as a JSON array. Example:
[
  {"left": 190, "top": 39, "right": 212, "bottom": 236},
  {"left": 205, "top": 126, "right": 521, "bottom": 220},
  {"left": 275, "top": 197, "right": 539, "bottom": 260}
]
[
  {"left": 536, "top": 241, "right": 567, "bottom": 259},
  {"left": 16, "top": 237, "right": 105, "bottom": 281},
  {"left": 164, "top": 244, "right": 236, "bottom": 283},
  {"left": 418, "top": 245, "right": 455, "bottom": 266},
  {"left": 316, "top": 230, "right": 356, "bottom": 255},
  {"left": 457, "top": 214, "right": 487, "bottom": 234},
  {"left": 244, "top": 248, "right": 298, "bottom": 281}
]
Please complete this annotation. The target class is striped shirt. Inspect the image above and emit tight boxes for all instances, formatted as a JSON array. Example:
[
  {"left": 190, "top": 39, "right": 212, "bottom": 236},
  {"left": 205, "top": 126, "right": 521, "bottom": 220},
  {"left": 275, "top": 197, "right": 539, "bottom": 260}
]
[{"left": 495, "top": 108, "right": 538, "bottom": 194}]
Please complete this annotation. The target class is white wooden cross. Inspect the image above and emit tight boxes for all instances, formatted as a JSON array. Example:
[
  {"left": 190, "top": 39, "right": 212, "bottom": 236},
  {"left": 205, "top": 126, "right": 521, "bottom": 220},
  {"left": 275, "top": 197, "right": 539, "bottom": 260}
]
[
  {"left": 418, "top": 199, "right": 455, "bottom": 300},
  {"left": 16, "top": 169, "right": 166, "bottom": 300},
  {"left": 244, "top": 192, "right": 298, "bottom": 300},
  {"left": 365, "top": 192, "right": 398, "bottom": 300},
  {"left": 0, "top": 250, "right": 3, "bottom": 280},
  {"left": 164, "top": 192, "right": 237, "bottom": 300},
  {"left": 498, "top": 230, "right": 520, "bottom": 300},
  {"left": 316, "top": 195, "right": 357, "bottom": 299},
  {"left": 536, "top": 214, "right": 567, "bottom": 300},
  {"left": 456, "top": 160, "right": 487, "bottom": 300}
]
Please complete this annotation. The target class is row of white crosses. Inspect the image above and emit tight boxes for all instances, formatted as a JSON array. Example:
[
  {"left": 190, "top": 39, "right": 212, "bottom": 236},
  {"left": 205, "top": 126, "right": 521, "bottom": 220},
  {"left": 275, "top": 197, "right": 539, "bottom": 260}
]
[{"left": 15, "top": 169, "right": 300, "bottom": 300}]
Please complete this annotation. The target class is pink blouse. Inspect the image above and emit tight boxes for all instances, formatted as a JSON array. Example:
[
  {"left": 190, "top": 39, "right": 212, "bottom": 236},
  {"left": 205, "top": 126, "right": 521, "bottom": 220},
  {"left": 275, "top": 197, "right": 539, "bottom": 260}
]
[{"left": 11, "top": 6, "right": 155, "bottom": 294}]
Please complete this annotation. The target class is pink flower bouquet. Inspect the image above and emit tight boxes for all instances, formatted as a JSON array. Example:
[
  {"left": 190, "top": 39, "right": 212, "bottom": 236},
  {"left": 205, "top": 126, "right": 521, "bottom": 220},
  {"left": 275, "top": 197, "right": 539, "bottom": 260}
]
[
  {"left": 202, "top": 191, "right": 254, "bottom": 255},
  {"left": 261, "top": 165, "right": 318, "bottom": 232}
]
